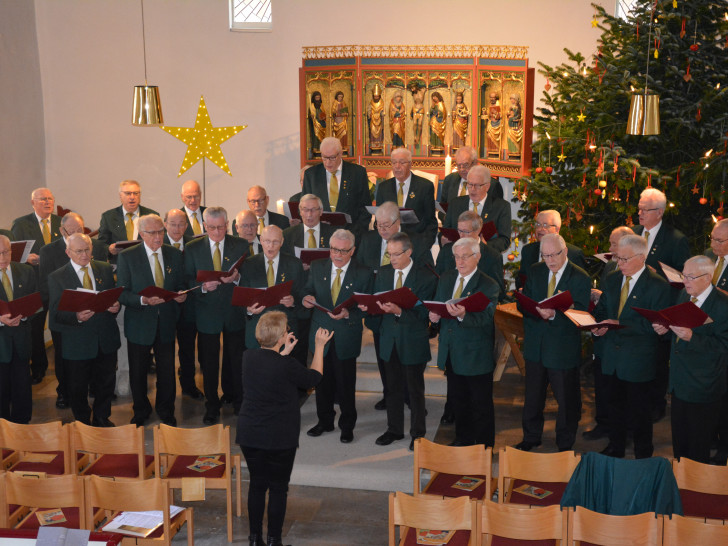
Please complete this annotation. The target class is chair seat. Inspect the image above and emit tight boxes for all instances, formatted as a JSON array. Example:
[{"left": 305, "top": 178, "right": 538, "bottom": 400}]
[
  {"left": 165, "top": 454, "right": 227, "bottom": 479},
  {"left": 679, "top": 488, "right": 728, "bottom": 520},
  {"left": 509, "top": 480, "right": 566, "bottom": 506},
  {"left": 84, "top": 454, "right": 154, "bottom": 478},
  {"left": 11, "top": 450, "right": 65, "bottom": 475},
  {"left": 402, "top": 528, "right": 471, "bottom": 546},
  {"left": 423, "top": 473, "right": 488, "bottom": 500},
  {"left": 17, "top": 507, "right": 81, "bottom": 530}
]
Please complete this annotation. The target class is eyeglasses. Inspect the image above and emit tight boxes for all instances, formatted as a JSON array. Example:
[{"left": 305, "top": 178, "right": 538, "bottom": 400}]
[
  {"left": 69, "top": 248, "right": 92, "bottom": 255},
  {"left": 205, "top": 224, "right": 227, "bottom": 232},
  {"left": 683, "top": 273, "right": 708, "bottom": 282},
  {"left": 710, "top": 236, "right": 728, "bottom": 244},
  {"left": 534, "top": 222, "right": 558, "bottom": 230},
  {"left": 33, "top": 197, "right": 54, "bottom": 202},
  {"left": 121, "top": 191, "right": 141, "bottom": 197},
  {"left": 322, "top": 154, "right": 341, "bottom": 161},
  {"left": 457, "top": 228, "right": 477, "bottom": 235},
  {"left": 637, "top": 207, "right": 660, "bottom": 213},
  {"left": 388, "top": 249, "right": 408, "bottom": 258},
  {"left": 614, "top": 253, "right": 640, "bottom": 264},
  {"left": 248, "top": 198, "right": 267, "bottom": 205},
  {"left": 466, "top": 182, "right": 488, "bottom": 189},
  {"left": 454, "top": 253, "right": 476, "bottom": 261},
  {"left": 456, "top": 162, "right": 474, "bottom": 171},
  {"left": 182, "top": 194, "right": 200, "bottom": 201},
  {"left": 377, "top": 220, "right": 399, "bottom": 231},
  {"left": 260, "top": 239, "right": 282, "bottom": 246},
  {"left": 541, "top": 249, "right": 564, "bottom": 260},
  {"left": 141, "top": 229, "right": 164, "bottom": 236},
  {"left": 300, "top": 207, "right": 321, "bottom": 214},
  {"left": 330, "top": 246, "right": 353, "bottom": 256},
  {"left": 0, "top": 250, "right": 11, "bottom": 257},
  {"left": 238, "top": 223, "right": 258, "bottom": 229}
]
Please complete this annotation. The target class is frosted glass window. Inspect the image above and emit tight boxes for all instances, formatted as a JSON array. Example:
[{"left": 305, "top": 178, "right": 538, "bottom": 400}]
[{"left": 230, "top": 0, "right": 272, "bottom": 31}]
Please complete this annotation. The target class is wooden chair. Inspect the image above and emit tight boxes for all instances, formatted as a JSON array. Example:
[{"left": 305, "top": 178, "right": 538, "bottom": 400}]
[
  {"left": 0, "top": 472, "right": 86, "bottom": 530},
  {"left": 498, "top": 447, "right": 580, "bottom": 506},
  {"left": 84, "top": 475, "right": 193, "bottom": 545},
  {"left": 413, "top": 438, "right": 493, "bottom": 500},
  {"left": 71, "top": 421, "right": 153, "bottom": 480},
  {"left": 663, "top": 513, "right": 728, "bottom": 544},
  {"left": 388, "top": 491, "right": 478, "bottom": 546},
  {"left": 565, "top": 507, "right": 661, "bottom": 546},
  {"left": 0, "top": 419, "right": 73, "bottom": 475},
  {"left": 480, "top": 500, "right": 566, "bottom": 545},
  {"left": 153, "top": 424, "right": 240, "bottom": 542},
  {"left": 671, "top": 457, "right": 728, "bottom": 521}
]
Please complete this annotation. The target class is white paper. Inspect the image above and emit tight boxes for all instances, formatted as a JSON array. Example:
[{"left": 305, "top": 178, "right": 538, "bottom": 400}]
[
  {"left": 659, "top": 261, "right": 683, "bottom": 284},
  {"left": 13, "top": 240, "right": 34, "bottom": 264},
  {"left": 435, "top": 202, "right": 447, "bottom": 215},
  {"left": 103, "top": 505, "right": 184, "bottom": 537},
  {"left": 282, "top": 202, "right": 293, "bottom": 220},
  {"left": 593, "top": 252, "right": 612, "bottom": 263}
]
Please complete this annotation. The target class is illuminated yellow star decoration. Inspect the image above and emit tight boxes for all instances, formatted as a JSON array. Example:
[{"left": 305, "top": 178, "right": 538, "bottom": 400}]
[
  {"left": 577, "top": 110, "right": 586, "bottom": 122},
  {"left": 558, "top": 152, "right": 567, "bottom": 162},
  {"left": 161, "top": 96, "right": 247, "bottom": 177}
]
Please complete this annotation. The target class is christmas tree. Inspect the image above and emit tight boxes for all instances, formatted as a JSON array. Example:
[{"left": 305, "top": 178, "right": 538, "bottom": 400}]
[{"left": 517, "top": 0, "right": 727, "bottom": 258}]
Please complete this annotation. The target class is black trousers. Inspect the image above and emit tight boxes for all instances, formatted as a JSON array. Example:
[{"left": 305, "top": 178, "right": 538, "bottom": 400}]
[
  {"left": 649, "top": 338, "right": 671, "bottom": 413},
  {"left": 373, "top": 332, "right": 409, "bottom": 405},
  {"left": 314, "top": 339, "right": 357, "bottom": 432},
  {"left": 29, "top": 309, "right": 48, "bottom": 378},
  {"left": 50, "top": 329, "right": 68, "bottom": 398},
  {"left": 450, "top": 366, "right": 494, "bottom": 447},
  {"left": 127, "top": 324, "right": 176, "bottom": 421},
  {"left": 198, "top": 329, "right": 244, "bottom": 414},
  {"left": 671, "top": 395, "right": 721, "bottom": 464},
  {"left": 67, "top": 350, "right": 116, "bottom": 425},
  {"left": 592, "top": 356, "right": 610, "bottom": 431},
  {"left": 175, "top": 318, "right": 199, "bottom": 393},
  {"left": 522, "top": 360, "right": 581, "bottom": 450},
  {"left": 240, "top": 445, "right": 296, "bottom": 539},
  {"left": 606, "top": 374, "right": 653, "bottom": 458},
  {"left": 0, "top": 348, "right": 32, "bottom": 424},
  {"left": 384, "top": 347, "right": 426, "bottom": 439}
]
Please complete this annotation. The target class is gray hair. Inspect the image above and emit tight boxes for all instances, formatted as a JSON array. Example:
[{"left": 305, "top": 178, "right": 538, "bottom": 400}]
[
  {"left": 640, "top": 187, "right": 667, "bottom": 210},
  {"left": 454, "top": 146, "right": 478, "bottom": 165},
  {"left": 391, "top": 148, "right": 412, "bottom": 162},
  {"left": 138, "top": 214, "right": 163, "bottom": 232},
  {"left": 204, "top": 207, "right": 228, "bottom": 223},
  {"left": 118, "top": 180, "right": 140, "bottom": 191},
  {"left": 164, "top": 209, "right": 188, "bottom": 223},
  {"left": 619, "top": 234, "right": 648, "bottom": 255},
  {"left": 320, "top": 136, "right": 342, "bottom": 153},
  {"left": 67, "top": 232, "right": 92, "bottom": 249},
  {"left": 537, "top": 210, "right": 562, "bottom": 229},
  {"left": 376, "top": 201, "right": 401, "bottom": 224},
  {"left": 388, "top": 231, "right": 412, "bottom": 252},
  {"left": 330, "top": 229, "right": 355, "bottom": 246},
  {"left": 685, "top": 255, "right": 715, "bottom": 276},
  {"left": 466, "top": 164, "right": 491, "bottom": 185},
  {"left": 31, "top": 187, "right": 54, "bottom": 200},
  {"left": 299, "top": 194, "right": 323, "bottom": 208},
  {"left": 457, "top": 210, "right": 483, "bottom": 232},
  {"left": 540, "top": 233, "right": 566, "bottom": 253},
  {"left": 453, "top": 237, "right": 480, "bottom": 255},
  {"left": 611, "top": 226, "right": 634, "bottom": 239}
]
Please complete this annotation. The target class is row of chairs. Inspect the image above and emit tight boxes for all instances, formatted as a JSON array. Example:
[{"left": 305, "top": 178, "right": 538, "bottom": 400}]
[
  {"left": 0, "top": 419, "right": 241, "bottom": 542},
  {"left": 0, "top": 472, "right": 192, "bottom": 545},
  {"left": 413, "top": 439, "right": 728, "bottom": 520},
  {"left": 389, "top": 492, "right": 728, "bottom": 545}
]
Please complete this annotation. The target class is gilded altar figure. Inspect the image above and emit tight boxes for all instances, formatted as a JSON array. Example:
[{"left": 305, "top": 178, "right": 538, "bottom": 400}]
[
  {"left": 308, "top": 91, "right": 326, "bottom": 154},
  {"left": 451, "top": 91, "right": 469, "bottom": 150},
  {"left": 506, "top": 93, "right": 523, "bottom": 160},
  {"left": 367, "top": 83, "right": 385, "bottom": 154},
  {"left": 429, "top": 91, "right": 447, "bottom": 153},
  {"left": 389, "top": 90, "right": 406, "bottom": 149},
  {"left": 331, "top": 90, "right": 349, "bottom": 152},
  {"left": 409, "top": 84, "right": 425, "bottom": 153},
  {"left": 486, "top": 91, "right": 502, "bottom": 159}
]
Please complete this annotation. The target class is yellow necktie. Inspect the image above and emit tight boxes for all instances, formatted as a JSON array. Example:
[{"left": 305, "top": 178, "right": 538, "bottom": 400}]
[
  {"left": 395, "top": 270, "right": 403, "bottom": 289},
  {"left": 267, "top": 260, "right": 275, "bottom": 287},
  {"left": 459, "top": 181, "right": 467, "bottom": 197},
  {"left": 191, "top": 212, "right": 202, "bottom": 236},
  {"left": 454, "top": 276, "right": 465, "bottom": 299},
  {"left": 41, "top": 218, "right": 51, "bottom": 245},
  {"left": 80, "top": 266, "right": 92, "bottom": 290},
  {"left": 397, "top": 182, "right": 404, "bottom": 207},
  {"left": 644, "top": 230, "right": 650, "bottom": 241},
  {"left": 307, "top": 229, "right": 317, "bottom": 248},
  {"left": 547, "top": 273, "right": 556, "bottom": 298},
  {"left": 249, "top": 243, "right": 254, "bottom": 256},
  {"left": 153, "top": 252, "right": 164, "bottom": 288},
  {"left": 173, "top": 243, "right": 181, "bottom": 250},
  {"left": 329, "top": 173, "right": 339, "bottom": 211},
  {"left": 125, "top": 213, "right": 134, "bottom": 240},
  {"left": 713, "top": 257, "right": 724, "bottom": 285},
  {"left": 331, "top": 268, "right": 342, "bottom": 304},
  {"left": 473, "top": 202, "right": 479, "bottom": 215},
  {"left": 381, "top": 250, "right": 390, "bottom": 266},
  {"left": 2, "top": 268, "right": 13, "bottom": 301},
  {"left": 212, "top": 242, "right": 222, "bottom": 271},
  {"left": 258, "top": 217, "right": 265, "bottom": 235},
  {"left": 618, "top": 276, "right": 632, "bottom": 317},
  {"left": 690, "top": 296, "right": 698, "bottom": 305}
]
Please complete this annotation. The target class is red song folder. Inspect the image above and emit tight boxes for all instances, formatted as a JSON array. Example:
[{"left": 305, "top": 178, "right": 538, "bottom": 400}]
[
  {"left": 232, "top": 280, "right": 294, "bottom": 308},
  {"left": 57, "top": 287, "right": 123, "bottom": 313},
  {"left": 0, "top": 292, "right": 42, "bottom": 318}
]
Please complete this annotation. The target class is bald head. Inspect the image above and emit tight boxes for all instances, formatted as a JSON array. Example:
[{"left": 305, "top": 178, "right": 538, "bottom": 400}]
[
  {"left": 164, "top": 209, "right": 188, "bottom": 242},
  {"left": 260, "top": 225, "right": 283, "bottom": 260},
  {"left": 181, "top": 180, "right": 202, "bottom": 211},
  {"left": 235, "top": 210, "right": 259, "bottom": 242}
]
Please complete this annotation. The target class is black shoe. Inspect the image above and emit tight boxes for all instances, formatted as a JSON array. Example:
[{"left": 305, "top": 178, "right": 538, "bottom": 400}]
[
  {"left": 710, "top": 450, "right": 728, "bottom": 466},
  {"left": 130, "top": 414, "right": 149, "bottom": 427},
  {"left": 375, "top": 431, "right": 404, "bottom": 446},
  {"left": 55, "top": 395, "right": 69, "bottom": 409},
  {"left": 161, "top": 417, "right": 177, "bottom": 427},
  {"left": 182, "top": 388, "right": 204, "bottom": 400},
  {"left": 582, "top": 426, "right": 609, "bottom": 441},
  {"left": 514, "top": 440, "right": 541, "bottom": 452},
  {"left": 92, "top": 419, "right": 115, "bottom": 427},
  {"left": 440, "top": 412, "right": 455, "bottom": 425},
  {"left": 31, "top": 375, "right": 43, "bottom": 385},
  {"left": 307, "top": 423, "right": 334, "bottom": 437},
  {"left": 374, "top": 398, "right": 387, "bottom": 410},
  {"left": 203, "top": 411, "right": 219, "bottom": 425},
  {"left": 600, "top": 445, "right": 625, "bottom": 458},
  {"left": 266, "top": 536, "right": 290, "bottom": 546},
  {"left": 340, "top": 430, "right": 353, "bottom": 443},
  {"left": 249, "top": 535, "right": 267, "bottom": 546}
]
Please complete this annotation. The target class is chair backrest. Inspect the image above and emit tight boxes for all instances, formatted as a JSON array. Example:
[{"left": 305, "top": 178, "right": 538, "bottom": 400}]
[
  {"left": 498, "top": 447, "right": 580, "bottom": 502},
  {"left": 480, "top": 500, "right": 565, "bottom": 544},
  {"left": 0, "top": 419, "right": 72, "bottom": 474},
  {"left": 388, "top": 491, "right": 477, "bottom": 546},
  {"left": 414, "top": 438, "right": 492, "bottom": 499},
  {"left": 154, "top": 423, "right": 229, "bottom": 457},
  {"left": 70, "top": 421, "right": 146, "bottom": 477},
  {"left": 671, "top": 457, "right": 728, "bottom": 495},
  {"left": 663, "top": 513, "right": 728, "bottom": 545},
  {"left": 566, "top": 507, "right": 661, "bottom": 546},
  {"left": 0, "top": 473, "right": 86, "bottom": 529}
]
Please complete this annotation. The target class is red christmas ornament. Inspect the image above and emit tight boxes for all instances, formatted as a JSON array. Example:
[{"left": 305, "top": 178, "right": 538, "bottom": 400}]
[
  {"left": 535, "top": 167, "right": 543, "bottom": 173},
  {"left": 690, "top": 44, "right": 699, "bottom": 51},
  {"left": 594, "top": 189, "right": 602, "bottom": 196},
  {"left": 545, "top": 166, "right": 553, "bottom": 174},
  {"left": 507, "top": 253, "right": 516, "bottom": 262},
  {"left": 699, "top": 197, "right": 708, "bottom": 205}
]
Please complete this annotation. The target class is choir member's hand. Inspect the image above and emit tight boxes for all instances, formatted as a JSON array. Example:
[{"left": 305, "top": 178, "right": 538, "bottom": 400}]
[
  {"left": 378, "top": 301, "right": 402, "bottom": 315},
  {"left": 220, "top": 270, "right": 240, "bottom": 284},
  {"left": 329, "top": 308, "right": 349, "bottom": 320},
  {"left": 247, "top": 303, "right": 265, "bottom": 315},
  {"left": 447, "top": 302, "right": 466, "bottom": 319},
  {"left": 652, "top": 323, "right": 669, "bottom": 335},
  {"left": 357, "top": 304, "right": 368, "bottom": 313},
  {"left": 202, "top": 280, "right": 221, "bottom": 292},
  {"left": 26, "top": 253, "right": 40, "bottom": 266},
  {"left": 302, "top": 263, "right": 311, "bottom": 272},
  {"left": 428, "top": 311, "right": 441, "bottom": 323},
  {"left": 280, "top": 295, "right": 294, "bottom": 308},
  {"left": 108, "top": 301, "right": 120, "bottom": 313},
  {"left": 535, "top": 306, "right": 556, "bottom": 320},
  {"left": 174, "top": 292, "right": 187, "bottom": 303},
  {"left": 280, "top": 332, "right": 298, "bottom": 355},
  {"left": 108, "top": 244, "right": 120, "bottom": 256},
  {"left": 290, "top": 218, "right": 302, "bottom": 226},
  {"left": 302, "top": 295, "right": 316, "bottom": 309},
  {"left": 0, "top": 313, "right": 21, "bottom": 327},
  {"left": 142, "top": 296, "right": 165, "bottom": 306},
  {"left": 76, "top": 310, "right": 95, "bottom": 322},
  {"left": 441, "top": 235, "right": 452, "bottom": 245},
  {"left": 670, "top": 325, "right": 692, "bottom": 341}
]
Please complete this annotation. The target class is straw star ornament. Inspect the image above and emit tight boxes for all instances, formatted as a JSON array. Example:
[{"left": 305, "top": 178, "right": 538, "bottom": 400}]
[{"left": 161, "top": 95, "right": 246, "bottom": 176}]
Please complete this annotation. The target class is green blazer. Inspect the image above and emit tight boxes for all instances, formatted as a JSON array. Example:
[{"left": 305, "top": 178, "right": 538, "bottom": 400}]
[
  {"left": 368, "top": 263, "right": 437, "bottom": 365},
  {"left": 180, "top": 206, "right": 206, "bottom": 238},
  {"left": 240, "top": 252, "right": 305, "bottom": 348},
  {"left": 668, "top": 287, "right": 728, "bottom": 403},
  {"left": 440, "top": 172, "right": 504, "bottom": 207},
  {"left": 376, "top": 174, "right": 437, "bottom": 246},
  {"left": 281, "top": 222, "right": 337, "bottom": 256},
  {"left": 304, "top": 257, "right": 373, "bottom": 360},
  {"left": 0, "top": 262, "right": 36, "bottom": 362},
  {"left": 632, "top": 224, "right": 690, "bottom": 272},
  {"left": 11, "top": 213, "right": 62, "bottom": 255},
  {"left": 443, "top": 195, "right": 511, "bottom": 253},
  {"left": 436, "top": 240, "right": 505, "bottom": 301},
  {"left": 0, "top": 229, "right": 14, "bottom": 241},
  {"left": 520, "top": 261, "right": 591, "bottom": 369},
  {"left": 516, "top": 241, "right": 586, "bottom": 290},
  {"left": 434, "top": 269, "right": 499, "bottom": 375},
  {"left": 48, "top": 260, "right": 120, "bottom": 360},
  {"left": 184, "top": 235, "right": 248, "bottom": 334},
  {"left": 38, "top": 237, "right": 109, "bottom": 304},
  {"left": 593, "top": 260, "right": 619, "bottom": 360},
  {"left": 704, "top": 249, "right": 728, "bottom": 290},
  {"left": 593, "top": 268, "right": 671, "bottom": 382},
  {"left": 116, "top": 243, "right": 185, "bottom": 345},
  {"left": 97, "top": 205, "right": 159, "bottom": 247},
  {"left": 355, "top": 230, "right": 434, "bottom": 273}
]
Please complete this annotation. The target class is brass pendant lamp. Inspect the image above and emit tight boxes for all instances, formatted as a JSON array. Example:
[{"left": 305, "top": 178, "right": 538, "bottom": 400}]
[
  {"left": 131, "top": 0, "right": 163, "bottom": 126},
  {"left": 626, "top": 4, "right": 660, "bottom": 135}
]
